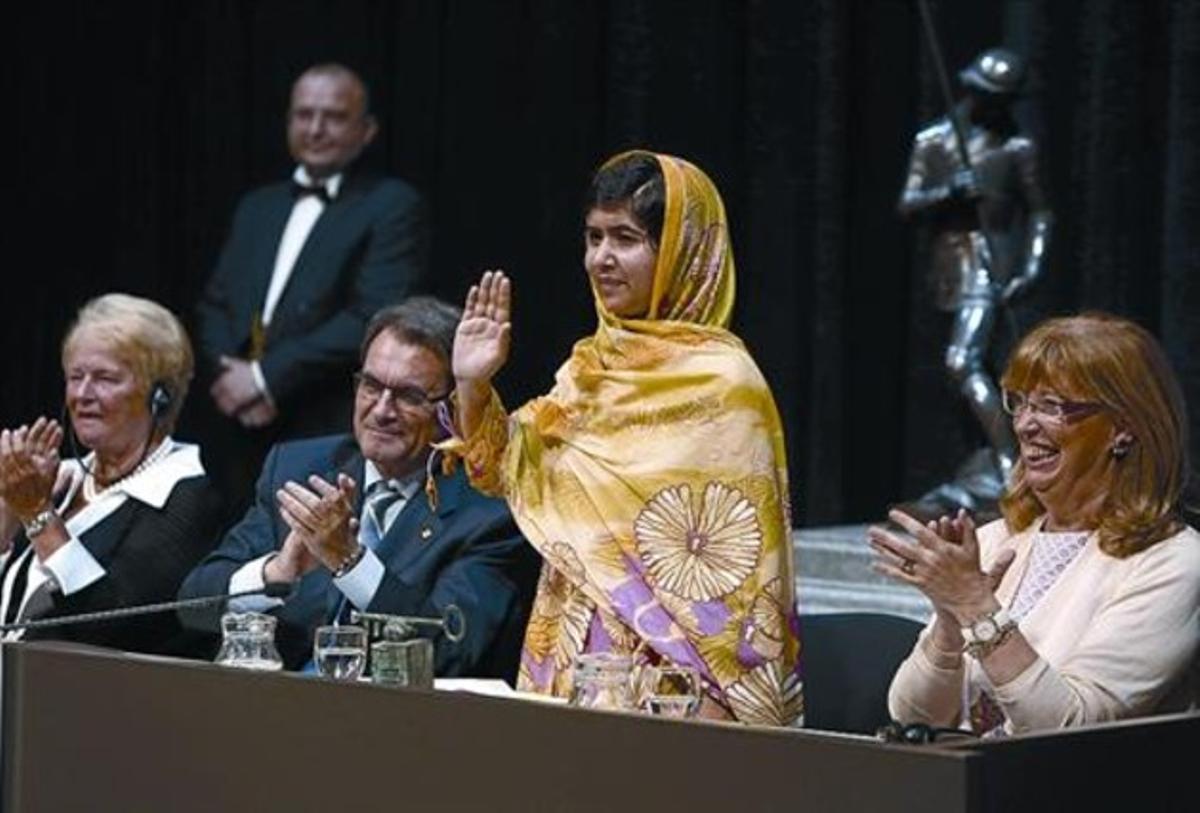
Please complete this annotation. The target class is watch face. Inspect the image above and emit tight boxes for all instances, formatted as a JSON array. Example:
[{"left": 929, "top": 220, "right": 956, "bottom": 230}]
[{"left": 973, "top": 618, "right": 999, "bottom": 641}]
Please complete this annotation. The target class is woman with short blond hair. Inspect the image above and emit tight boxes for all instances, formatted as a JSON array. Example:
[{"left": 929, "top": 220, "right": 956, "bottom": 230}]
[{"left": 0, "top": 293, "right": 220, "bottom": 654}]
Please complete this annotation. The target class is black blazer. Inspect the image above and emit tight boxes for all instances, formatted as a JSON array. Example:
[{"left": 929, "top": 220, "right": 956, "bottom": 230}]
[
  {"left": 178, "top": 435, "right": 540, "bottom": 681},
  {"left": 4, "top": 475, "right": 222, "bottom": 656},
  {"left": 195, "top": 170, "right": 428, "bottom": 438}
]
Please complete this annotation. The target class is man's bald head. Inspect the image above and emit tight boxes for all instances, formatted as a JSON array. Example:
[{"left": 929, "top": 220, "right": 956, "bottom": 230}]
[{"left": 287, "top": 64, "right": 378, "bottom": 179}]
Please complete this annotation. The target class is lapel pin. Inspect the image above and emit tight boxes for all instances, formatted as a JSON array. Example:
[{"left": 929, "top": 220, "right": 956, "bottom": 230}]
[{"left": 420, "top": 525, "right": 434, "bottom": 541}]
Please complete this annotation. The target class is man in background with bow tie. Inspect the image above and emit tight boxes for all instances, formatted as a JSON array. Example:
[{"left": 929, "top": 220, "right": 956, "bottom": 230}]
[
  {"left": 179, "top": 298, "right": 538, "bottom": 679},
  {"left": 193, "top": 63, "right": 428, "bottom": 522}
]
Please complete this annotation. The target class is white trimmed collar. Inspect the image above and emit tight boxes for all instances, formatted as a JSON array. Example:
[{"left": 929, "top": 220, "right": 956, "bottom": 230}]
[{"left": 72, "top": 439, "right": 205, "bottom": 510}]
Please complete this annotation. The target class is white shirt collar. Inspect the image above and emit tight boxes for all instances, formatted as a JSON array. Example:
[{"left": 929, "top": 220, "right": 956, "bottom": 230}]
[
  {"left": 293, "top": 166, "right": 344, "bottom": 199},
  {"left": 362, "top": 459, "right": 422, "bottom": 500}
]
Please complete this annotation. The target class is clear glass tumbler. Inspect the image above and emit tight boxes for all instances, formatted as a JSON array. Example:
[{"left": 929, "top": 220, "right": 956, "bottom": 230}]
[
  {"left": 637, "top": 664, "right": 701, "bottom": 718},
  {"left": 569, "top": 652, "right": 635, "bottom": 711},
  {"left": 313, "top": 625, "right": 368, "bottom": 681}
]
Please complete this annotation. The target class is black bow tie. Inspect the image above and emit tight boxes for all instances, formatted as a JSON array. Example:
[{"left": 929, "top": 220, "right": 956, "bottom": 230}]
[{"left": 291, "top": 181, "right": 332, "bottom": 204}]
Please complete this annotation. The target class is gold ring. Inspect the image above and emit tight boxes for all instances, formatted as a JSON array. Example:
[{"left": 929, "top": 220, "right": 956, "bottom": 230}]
[{"left": 901, "top": 559, "right": 916, "bottom": 576}]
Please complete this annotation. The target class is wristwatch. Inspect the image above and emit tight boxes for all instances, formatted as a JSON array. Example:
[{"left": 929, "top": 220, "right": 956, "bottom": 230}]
[
  {"left": 961, "top": 607, "right": 1016, "bottom": 657},
  {"left": 331, "top": 544, "right": 367, "bottom": 579},
  {"left": 23, "top": 508, "right": 58, "bottom": 538}
]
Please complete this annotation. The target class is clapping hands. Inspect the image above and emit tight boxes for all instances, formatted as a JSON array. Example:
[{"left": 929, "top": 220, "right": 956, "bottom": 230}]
[
  {"left": 275, "top": 473, "right": 359, "bottom": 575},
  {"left": 868, "top": 508, "right": 1014, "bottom": 625},
  {"left": 0, "top": 417, "right": 64, "bottom": 523}
]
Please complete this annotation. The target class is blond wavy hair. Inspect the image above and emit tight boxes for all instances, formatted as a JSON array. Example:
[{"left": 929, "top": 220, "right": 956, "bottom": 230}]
[
  {"left": 999, "top": 312, "right": 1189, "bottom": 557},
  {"left": 61, "top": 293, "right": 194, "bottom": 432}
]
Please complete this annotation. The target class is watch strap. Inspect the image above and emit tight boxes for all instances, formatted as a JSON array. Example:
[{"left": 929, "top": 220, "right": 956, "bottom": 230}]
[{"left": 965, "top": 620, "right": 1018, "bottom": 659}]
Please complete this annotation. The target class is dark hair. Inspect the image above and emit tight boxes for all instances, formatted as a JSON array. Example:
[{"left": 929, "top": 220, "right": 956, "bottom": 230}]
[
  {"left": 360, "top": 296, "right": 462, "bottom": 384},
  {"left": 584, "top": 153, "right": 665, "bottom": 246}
]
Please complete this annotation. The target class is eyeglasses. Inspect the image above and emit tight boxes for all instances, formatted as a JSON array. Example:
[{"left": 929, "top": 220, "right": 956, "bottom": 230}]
[
  {"left": 353, "top": 371, "right": 448, "bottom": 411},
  {"left": 1001, "top": 389, "right": 1103, "bottom": 423}
]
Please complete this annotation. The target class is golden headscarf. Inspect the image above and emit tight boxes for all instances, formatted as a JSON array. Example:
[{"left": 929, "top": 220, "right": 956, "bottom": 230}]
[
  {"left": 602, "top": 150, "right": 735, "bottom": 328},
  {"left": 466, "top": 151, "right": 801, "bottom": 725}
]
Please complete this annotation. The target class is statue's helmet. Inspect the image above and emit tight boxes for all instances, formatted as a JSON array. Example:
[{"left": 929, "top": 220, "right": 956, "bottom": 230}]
[{"left": 959, "top": 48, "right": 1025, "bottom": 95}]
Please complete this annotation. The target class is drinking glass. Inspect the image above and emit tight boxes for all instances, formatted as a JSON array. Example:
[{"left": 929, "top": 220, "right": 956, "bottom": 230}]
[
  {"left": 568, "top": 653, "right": 635, "bottom": 711},
  {"left": 313, "top": 625, "right": 368, "bottom": 681},
  {"left": 638, "top": 664, "right": 701, "bottom": 718}
]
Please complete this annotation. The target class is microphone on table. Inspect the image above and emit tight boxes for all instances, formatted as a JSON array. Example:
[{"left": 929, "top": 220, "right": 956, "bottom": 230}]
[
  {"left": 875, "top": 719, "right": 977, "bottom": 745},
  {"left": 0, "top": 582, "right": 294, "bottom": 635}
]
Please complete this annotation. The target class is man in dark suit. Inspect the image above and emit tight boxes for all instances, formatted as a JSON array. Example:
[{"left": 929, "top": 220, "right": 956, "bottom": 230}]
[
  {"left": 179, "top": 298, "right": 538, "bottom": 680},
  {"left": 194, "top": 63, "right": 427, "bottom": 519}
]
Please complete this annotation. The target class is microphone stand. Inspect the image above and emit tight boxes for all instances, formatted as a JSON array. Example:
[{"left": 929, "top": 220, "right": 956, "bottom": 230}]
[{"left": 0, "top": 584, "right": 292, "bottom": 635}]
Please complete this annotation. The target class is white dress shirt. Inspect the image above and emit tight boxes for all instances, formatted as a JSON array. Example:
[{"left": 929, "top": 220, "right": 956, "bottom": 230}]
[{"left": 250, "top": 166, "right": 344, "bottom": 401}]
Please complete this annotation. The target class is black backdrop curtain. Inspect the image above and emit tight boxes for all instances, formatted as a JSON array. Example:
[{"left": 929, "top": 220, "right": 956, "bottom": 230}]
[{"left": 5, "top": 0, "right": 1198, "bottom": 526}]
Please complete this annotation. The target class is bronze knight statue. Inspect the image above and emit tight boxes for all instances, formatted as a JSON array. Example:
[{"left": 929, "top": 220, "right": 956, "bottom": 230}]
[{"left": 898, "top": 47, "right": 1052, "bottom": 515}]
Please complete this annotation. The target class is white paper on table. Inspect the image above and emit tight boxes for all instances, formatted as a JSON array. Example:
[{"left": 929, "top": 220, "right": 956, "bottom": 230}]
[
  {"left": 434, "top": 678, "right": 567, "bottom": 704},
  {"left": 434, "top": 678, "right": 514, "bottom": 697}
]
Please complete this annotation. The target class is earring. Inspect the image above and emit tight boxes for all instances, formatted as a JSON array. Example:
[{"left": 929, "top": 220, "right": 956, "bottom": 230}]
[{"left": 1112, "top": 441, "right": 1131, "bottom": 460}]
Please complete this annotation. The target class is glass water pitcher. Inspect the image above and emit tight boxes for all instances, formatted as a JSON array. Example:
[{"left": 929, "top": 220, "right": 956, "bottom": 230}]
[{"left": 214, "top": 612, "right": 284, "bottom": 671}]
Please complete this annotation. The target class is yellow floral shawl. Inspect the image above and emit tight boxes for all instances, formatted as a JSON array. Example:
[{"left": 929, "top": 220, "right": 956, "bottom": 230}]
[{"left": 459, "top": 152, "right": 802, "bottom": 725}]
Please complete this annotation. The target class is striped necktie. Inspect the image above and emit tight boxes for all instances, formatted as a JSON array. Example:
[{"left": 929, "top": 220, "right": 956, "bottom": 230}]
[
  {"left": 324, "top": 480, "right": 408, "bottom": 628},
  {"left": 362, "top": 480, "right": 405, "bottom": 550}
]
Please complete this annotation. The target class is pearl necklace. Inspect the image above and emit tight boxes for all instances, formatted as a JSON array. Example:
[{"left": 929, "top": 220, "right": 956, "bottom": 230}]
[{"left": 82, "top": 440, "right": 173, "bottom": 503}]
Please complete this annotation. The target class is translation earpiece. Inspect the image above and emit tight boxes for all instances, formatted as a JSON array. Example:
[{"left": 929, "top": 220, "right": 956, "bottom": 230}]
[{"left": 149, "top": 381, "right": 172, "bottom": 421}]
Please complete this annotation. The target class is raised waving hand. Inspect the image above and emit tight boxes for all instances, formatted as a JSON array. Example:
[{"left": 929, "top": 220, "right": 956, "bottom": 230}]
[
  {"left": 454, "top": 270, "right": 512, "bottom": 385},
  {"left": 452, "top": 270, "right": 512, "bottom": 441}
]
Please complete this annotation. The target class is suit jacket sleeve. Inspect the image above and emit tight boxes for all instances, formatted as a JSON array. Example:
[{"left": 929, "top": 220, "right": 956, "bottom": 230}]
[
  {"left": 195, "top": 192, "right": 259, "bottom": 375},
  {"left": 258, "top": 184, "right": 429, "bottom": 406},
  {"left": 177, "top": 445, "right": 288, "bottom": 633},
  {"left": 369, "top": 502, "right": 538, "bottom": 679}
]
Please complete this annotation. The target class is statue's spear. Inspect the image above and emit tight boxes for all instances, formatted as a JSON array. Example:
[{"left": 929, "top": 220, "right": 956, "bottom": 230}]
[{"left": 914, "top": 0, "right": 998, "bottom": 266}]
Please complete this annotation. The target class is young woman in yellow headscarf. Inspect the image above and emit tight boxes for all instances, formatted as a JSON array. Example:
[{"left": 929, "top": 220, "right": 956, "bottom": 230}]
[{"left": 448, "top": 151, "right": 802, "bottom": 725}]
